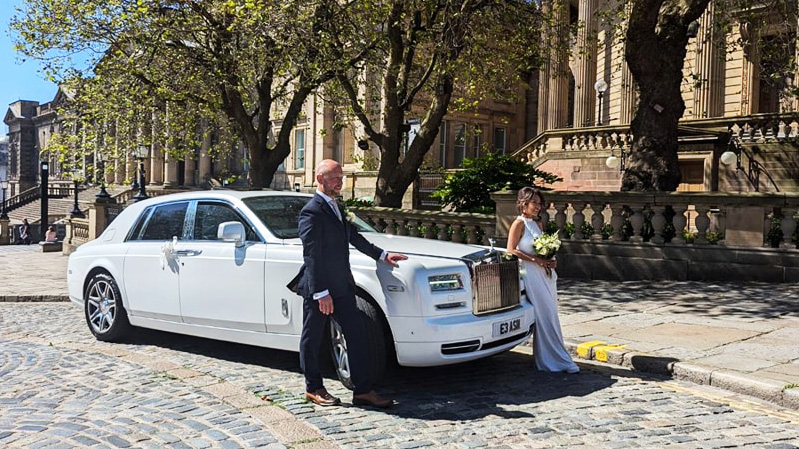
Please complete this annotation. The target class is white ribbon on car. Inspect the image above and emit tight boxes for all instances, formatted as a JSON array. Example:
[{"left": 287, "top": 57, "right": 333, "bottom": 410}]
[{"left": 160, "top": 236, "right": 178, "bottom": 269}]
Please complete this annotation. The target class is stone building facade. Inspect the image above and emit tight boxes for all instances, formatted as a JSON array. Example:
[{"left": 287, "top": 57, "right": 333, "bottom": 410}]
[{"left": 521, "top": 0, "right": 799, "bottom": 194}]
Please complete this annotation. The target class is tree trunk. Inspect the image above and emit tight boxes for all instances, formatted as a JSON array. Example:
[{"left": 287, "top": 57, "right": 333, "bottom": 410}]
[{"left": 622, "top": 0, "right": 711, "bottom": 191}]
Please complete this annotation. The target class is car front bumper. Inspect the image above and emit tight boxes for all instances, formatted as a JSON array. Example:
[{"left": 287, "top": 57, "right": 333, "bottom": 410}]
[{"left": 390, "top": 305, "right": 535, "bottom": 367}]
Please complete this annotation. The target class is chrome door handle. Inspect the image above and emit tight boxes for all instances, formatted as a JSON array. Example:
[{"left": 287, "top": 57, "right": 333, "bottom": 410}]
[{"left": 175, "top": 249, "right": 202, "bottom": 257}]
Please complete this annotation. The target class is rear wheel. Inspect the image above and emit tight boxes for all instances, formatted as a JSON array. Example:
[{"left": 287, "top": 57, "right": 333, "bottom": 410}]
[
  {"left": 329, "top": 295, "right": 388, "bottom": 390},
  {"left": 84, "top": 272, "right": 132, "bottom": 342}
]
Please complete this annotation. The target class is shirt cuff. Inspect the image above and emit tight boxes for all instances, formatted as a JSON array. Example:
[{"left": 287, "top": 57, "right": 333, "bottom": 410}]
[
  {"left": 380, "top": 251, "right": 387, "bottom": 261},
  {"left": 313, "top": 290, "right": 330, "bottom": 300}
]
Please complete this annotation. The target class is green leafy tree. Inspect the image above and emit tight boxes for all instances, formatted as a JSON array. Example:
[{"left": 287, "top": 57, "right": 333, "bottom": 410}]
[
  {"left": 327, "top": 0, "right": 546, "bottom": 207},
  {"left": 432, "top": 152, "right": 561, "bottom": 213},
  {"left": 12, "top": 0, "right": 377, "bottom": 188}
]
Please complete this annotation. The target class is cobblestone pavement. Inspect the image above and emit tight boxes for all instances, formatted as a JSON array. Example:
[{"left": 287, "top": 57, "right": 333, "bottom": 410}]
[{"left": 3, "top": 303, "right": 799, "bottom": 448}]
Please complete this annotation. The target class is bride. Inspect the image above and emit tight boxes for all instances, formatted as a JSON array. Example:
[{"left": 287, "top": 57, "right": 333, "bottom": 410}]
[{"left": 506, "top": 187, "right": 579, "bottom": 374}]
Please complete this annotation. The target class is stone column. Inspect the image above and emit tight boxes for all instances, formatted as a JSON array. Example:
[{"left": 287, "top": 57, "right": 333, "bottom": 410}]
[
  {"left": 198, "top": 120, "right": 213, "bottom": 186},
  {"left": 150, "top": 108, "right": 164, "bottom": 185},
  {"left": 183, "top": 153, "right": 196, "bottom": 187},
  {"left": 163, "top": 156, "right": 180, "bottom": 188},
  {"left": 546, "top": 1, "right": 571, "bottom": 130},
  {"left": 536, "top": 1, "right": 551, "bottom": 133},
  {"left": 739, "top": 21, "right": 758, "bottom": 115},
  {"left": 572, "top": 0, "right": 598, "bottom": 128},
  {"left": 693, "top": 3, "right": 724, "bottom": 118}
]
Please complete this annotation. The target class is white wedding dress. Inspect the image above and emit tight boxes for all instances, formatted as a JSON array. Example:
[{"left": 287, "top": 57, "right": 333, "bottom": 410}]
[{"left": 516, "top": 216, "right": 579, "bottom": 373}]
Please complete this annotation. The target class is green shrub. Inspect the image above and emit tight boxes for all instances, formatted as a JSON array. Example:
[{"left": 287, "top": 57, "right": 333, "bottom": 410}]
[{"left": 432, "top": 152, "right": 561, "bottom": 213}]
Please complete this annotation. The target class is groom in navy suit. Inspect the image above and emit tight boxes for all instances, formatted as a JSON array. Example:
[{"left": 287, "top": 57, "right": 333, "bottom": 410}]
[{"left": 296, "top": 159, "right": 407, "bottom": 408}]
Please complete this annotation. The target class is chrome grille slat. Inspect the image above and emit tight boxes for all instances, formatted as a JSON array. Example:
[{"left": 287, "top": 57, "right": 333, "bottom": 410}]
[{"left": 472, "top": 259, "right": 520, "bottom": 315}]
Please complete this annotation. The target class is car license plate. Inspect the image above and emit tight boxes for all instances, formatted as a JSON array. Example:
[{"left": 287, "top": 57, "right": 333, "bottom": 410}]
[{"left": 492, "top": 316, "right": 522, "bottom": 338}]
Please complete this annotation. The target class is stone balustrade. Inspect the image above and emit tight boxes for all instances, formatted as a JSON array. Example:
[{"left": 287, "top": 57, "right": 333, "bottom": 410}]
[
  {"left": 351, "top": 207, "right": 495, "bottom": 245},
  {"left": 493, "top": 190, "right": 799, "bottom": 249},
  {"left": 512, "top": 113, "right": 799, "bottom": 164}
]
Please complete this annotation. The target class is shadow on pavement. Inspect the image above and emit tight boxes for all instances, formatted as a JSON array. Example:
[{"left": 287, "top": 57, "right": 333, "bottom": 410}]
[
  {"left": 378, "top": 350, "right": 616, "bottom": 420},
  {"left": 117, "top": 328, "right": 616, "bottom": 421}
]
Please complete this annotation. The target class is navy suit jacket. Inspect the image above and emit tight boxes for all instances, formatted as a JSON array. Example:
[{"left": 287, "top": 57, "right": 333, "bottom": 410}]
[{"left": 295, "top": 193, "right": 383, "bottom": 300}]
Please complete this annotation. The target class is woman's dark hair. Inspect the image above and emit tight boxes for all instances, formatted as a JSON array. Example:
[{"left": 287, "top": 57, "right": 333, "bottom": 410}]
[{"left": 516, "top": 187, "right": 546, "bottom": 216}]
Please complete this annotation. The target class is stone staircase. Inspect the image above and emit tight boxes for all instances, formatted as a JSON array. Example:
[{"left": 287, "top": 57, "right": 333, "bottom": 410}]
[{"left": 6, "top": 185, "right": 132, "bottom": 224}]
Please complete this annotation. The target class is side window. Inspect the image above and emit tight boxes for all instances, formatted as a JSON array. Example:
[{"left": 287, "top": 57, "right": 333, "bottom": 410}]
[
  {"left": 192, "top": 202, "right": 258, "bottom": 241},
  {"left": 139, "top": 202, "right": 189, "bottom": 241}
]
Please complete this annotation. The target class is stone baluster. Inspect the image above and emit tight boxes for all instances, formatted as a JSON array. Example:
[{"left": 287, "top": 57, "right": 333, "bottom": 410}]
[
  {"left": 572, "top": 202, "right": 586, "bottom": 240},
  {"left": 694, "top": 205, "right": 711, "bottom": 244},
  {"left": 780, "top": 210, "right": 797, "bottom": 249},
  {"left": 437, "top": 223, "right": 449, "bottom": 241},
  {"left": 397, "top": 219, "right": 409, "bottom": 236},
  {"left": 423, "top": 221, "right": 435, "bottom": 240},
  {"left": 409, "top": 220, "right": 421, "bottom": 238},
  {"left": 452, "top": 224, "right": 464, "bottom": 243},
  {"left": 554, "top": 203, "right": 568, "bottom": 240},
  {"left": 764, "top": 212, "right": 772, "bottom": 247},
  {"left": 385, "top": 218, "right": 397, "bottom": 235},
  {"left": 374, "top": 218, "right": 387, "bottom": 233},
  {"left": 590, "top": 203, "right": 605, "bottom": 242},
  {"left": 671, "top": 204, "right": 688, "bottom": 245},
  {"left": 609, "top": 204, "right": 625, "bottom": 242},
  {"left": 467, "top": 226, "right": 480, "bottom": 244},
  {"left": 650, "top": 205, "right": 667, "bottom": 244},
  {"left": 628, "top": 206, "right": 646, "bottom": 244}
]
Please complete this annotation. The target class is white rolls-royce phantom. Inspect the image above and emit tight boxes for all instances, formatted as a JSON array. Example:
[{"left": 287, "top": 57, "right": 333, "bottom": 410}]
[{"left": 67, "top": 190, "right": 535, "bottom": 387}]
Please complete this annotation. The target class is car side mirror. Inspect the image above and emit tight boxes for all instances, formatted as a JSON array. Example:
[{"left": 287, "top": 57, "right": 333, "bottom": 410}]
[{"left": 217, "top": 221, "right": 246, "bottom": 247}]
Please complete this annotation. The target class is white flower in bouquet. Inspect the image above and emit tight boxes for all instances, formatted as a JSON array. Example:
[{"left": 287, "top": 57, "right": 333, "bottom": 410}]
[{"left": 532, "top": 232, "right": 561, "bottom": 259}]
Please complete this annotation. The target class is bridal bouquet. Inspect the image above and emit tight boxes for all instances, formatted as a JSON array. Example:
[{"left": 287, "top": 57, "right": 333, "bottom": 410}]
[{"left": 532, "top": 232, "right": 561, "bottom": 277}]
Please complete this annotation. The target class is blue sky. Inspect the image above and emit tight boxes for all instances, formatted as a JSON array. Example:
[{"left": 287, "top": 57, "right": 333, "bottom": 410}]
[{"left": 1, "top": 1, "right": 58, "bottom": 114}]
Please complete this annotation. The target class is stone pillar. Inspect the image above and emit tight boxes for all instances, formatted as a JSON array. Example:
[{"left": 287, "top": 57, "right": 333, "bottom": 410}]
[
  {"left": 572, "top": 0, "right": 598, "bottom": 128},
  {"left": 693, "top": 4, "right": 724, "bottom": 118},
  {"left": 198, "top": 123, "right": 213, "bottom": 186},
  {"left": 0, "top": 217, "right": 10, "bottom": 245},
  {"left": 88, "top": 198, "right": 111, "bottom": 241},
  {"left": 164, "top": 156, "right": 180, "bottom": 188},
  {"left": 150, "top": 108, "right": 164, "bottom": 185},
  {"left": 739, "top": 21, "right": 757, "bottom": 115},
  {"left": 536, "top": 1, "right": 551, "bottom": 134},
  {"left": 546, "top": 1, "right": 571, "bottom": 130},
  {"left": 183, "top": 153, "right": 196, "bottom": 186}
]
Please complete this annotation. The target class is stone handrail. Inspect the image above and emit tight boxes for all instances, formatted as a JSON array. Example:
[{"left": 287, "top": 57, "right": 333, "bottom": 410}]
[{"left": 351, "top": 207, "right": 495, "bottom": 245}]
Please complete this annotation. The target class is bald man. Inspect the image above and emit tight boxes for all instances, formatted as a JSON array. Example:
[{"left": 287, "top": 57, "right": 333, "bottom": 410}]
[{"left": 295, "top": 159, "right": 406, "bottom": 408}]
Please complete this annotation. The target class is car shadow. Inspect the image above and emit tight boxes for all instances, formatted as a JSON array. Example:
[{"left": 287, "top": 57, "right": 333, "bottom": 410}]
[
  {"left": 121, "top": 329, "right": 616, "bottom": 421},
  {"left": 376, "top": 350, "right": 616, "bottom": 420}
]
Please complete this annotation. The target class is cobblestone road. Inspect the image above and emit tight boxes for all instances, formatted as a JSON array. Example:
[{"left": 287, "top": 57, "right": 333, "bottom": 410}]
[{"left": 2, "top": 303, "right": 799, "bottom": 448}]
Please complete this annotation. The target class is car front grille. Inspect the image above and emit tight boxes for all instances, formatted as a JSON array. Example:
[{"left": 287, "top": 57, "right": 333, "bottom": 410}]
[{"left": 472, "top": 258, "right": 520, "bottom": 315}]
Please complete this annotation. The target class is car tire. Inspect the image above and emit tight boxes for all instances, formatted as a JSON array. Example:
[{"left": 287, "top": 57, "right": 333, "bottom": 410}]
[
  {"left": 84, "top": 272, "right": 132, "bottom": 342},
  {"left": 329, "top": 295, "right": 388, "bottom": 390}
]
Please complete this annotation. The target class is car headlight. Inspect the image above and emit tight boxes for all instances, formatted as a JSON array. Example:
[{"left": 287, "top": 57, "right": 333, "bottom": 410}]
[{"left": 428, "top": 274, "right": 463, "bottom": 292}]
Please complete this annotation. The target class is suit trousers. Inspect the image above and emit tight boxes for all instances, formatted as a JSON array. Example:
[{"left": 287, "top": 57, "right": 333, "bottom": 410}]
[{"left": 300, "top": 293, "right": 372, "bottom": 394}]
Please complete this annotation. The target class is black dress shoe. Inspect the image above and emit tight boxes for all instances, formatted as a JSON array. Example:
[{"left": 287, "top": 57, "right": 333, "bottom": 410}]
[
  {"left": 306, "top": 388, "right": 341, "bottom": 406},
  {"left": 352, "top": 390, "right": 393, "bottom": 408}
]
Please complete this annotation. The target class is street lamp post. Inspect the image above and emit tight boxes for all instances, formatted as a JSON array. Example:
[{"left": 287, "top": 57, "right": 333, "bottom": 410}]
[
  {"left": 0, "top": 179, "right": 8, "bottom": 219},
  {"left": 95, "top": 157, "right": 110, "bottom": 199},
  {"left": 40, "top": 160, "right": 49, "bottom": 233},
  {"left": 133, "top": 144, "right": 149, "bottom": 202},
  {"left": 70, "top": 171, "right": 85, "bottom": 218},
  {"left": 594, "top": 79, "right": 608, "bottom": 126}
]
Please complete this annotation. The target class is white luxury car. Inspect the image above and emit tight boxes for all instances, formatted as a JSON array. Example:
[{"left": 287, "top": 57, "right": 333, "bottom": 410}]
[{"left": 67, "top": 190, "right": 535, "bottom": 387}]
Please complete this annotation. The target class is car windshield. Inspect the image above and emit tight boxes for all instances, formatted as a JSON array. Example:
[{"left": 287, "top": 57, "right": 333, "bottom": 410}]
[{"left": 242, "top": 195, "right": 377, "bottom": 239}]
